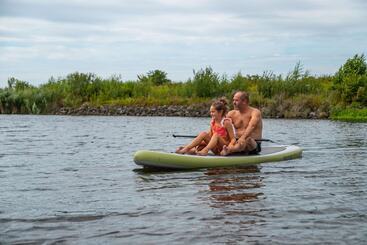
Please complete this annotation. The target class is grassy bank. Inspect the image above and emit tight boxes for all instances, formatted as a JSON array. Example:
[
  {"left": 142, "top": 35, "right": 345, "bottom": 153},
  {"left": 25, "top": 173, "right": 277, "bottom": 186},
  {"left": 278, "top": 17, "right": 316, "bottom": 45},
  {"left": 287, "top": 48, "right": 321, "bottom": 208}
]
[
  {"left": 1, "top": 55, "right": 366, "bottom": 121},
  {"left": 331, "top": 108, "right": 367, "bottom": 122}
]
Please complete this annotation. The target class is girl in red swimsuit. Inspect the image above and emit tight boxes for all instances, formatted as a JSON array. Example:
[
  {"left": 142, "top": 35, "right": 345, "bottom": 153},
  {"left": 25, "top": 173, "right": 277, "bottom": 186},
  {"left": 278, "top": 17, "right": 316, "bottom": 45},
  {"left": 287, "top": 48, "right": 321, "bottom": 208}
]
[{"left": 176, "top": 98, "right": 236, "bottom": 156}]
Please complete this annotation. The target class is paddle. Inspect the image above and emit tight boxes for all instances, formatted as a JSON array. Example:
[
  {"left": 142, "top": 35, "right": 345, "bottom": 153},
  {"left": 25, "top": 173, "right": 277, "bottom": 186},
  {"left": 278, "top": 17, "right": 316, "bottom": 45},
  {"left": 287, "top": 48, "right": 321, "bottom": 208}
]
[{"left": 172, "top": 134, "right": 275, "bottom": 143}]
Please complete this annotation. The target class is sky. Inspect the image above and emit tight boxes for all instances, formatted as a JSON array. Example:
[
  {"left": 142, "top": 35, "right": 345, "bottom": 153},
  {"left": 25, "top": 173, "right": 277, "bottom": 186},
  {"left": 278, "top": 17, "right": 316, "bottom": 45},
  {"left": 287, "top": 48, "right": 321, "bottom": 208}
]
[{"left": 0, "top": 0, "right": 366, "bottom": 87}]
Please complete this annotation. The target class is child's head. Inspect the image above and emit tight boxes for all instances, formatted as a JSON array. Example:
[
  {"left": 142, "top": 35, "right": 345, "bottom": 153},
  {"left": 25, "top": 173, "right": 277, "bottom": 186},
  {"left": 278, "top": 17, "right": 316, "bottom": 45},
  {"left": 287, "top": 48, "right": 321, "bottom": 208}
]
[{"left": 210, "top": 97, "right": 228, "bottom": 118}]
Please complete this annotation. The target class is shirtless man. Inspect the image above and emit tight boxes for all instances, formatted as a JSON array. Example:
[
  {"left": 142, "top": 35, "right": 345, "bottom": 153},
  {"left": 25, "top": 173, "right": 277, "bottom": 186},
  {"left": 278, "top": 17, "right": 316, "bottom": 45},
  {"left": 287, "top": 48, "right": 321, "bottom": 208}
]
[{"left": 220, "top": 91, "right": 263, "bottom": 156}]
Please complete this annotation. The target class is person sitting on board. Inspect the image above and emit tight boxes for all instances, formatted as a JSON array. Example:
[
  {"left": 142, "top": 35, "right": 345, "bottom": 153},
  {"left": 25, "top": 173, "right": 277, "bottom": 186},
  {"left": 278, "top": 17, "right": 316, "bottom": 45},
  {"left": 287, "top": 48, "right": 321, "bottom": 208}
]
[
  {"left": 175, "top": 98, "right": 236, "bottom": 156},
  {"left": 220, "top": 91, "right": 263, "bottom": 156}
]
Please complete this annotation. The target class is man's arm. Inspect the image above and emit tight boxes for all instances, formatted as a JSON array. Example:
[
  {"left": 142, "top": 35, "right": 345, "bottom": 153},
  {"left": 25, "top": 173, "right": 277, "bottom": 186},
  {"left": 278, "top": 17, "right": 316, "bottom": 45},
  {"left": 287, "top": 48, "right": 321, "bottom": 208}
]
[
  {"left": 223, "top": 120, "right": 236, "bottom": 146},
  {"left": 226, "top": 110, "right": 235, "bottom": 120},
  {"left": 239, "top": 109, "right": 261, "bottom": 141}
]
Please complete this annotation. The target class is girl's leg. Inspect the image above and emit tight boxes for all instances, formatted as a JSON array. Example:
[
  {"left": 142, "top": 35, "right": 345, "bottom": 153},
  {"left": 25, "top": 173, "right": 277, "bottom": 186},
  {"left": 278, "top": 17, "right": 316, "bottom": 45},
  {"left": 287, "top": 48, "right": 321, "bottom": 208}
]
[
  {"left": 212, "top": 137, "right": 229, "bottom": 155},
  {"left": 197, "top": 134, "right": 220, "bottom": 156},
  {"left": 176, "top": 132, "right": 210, "bottom": 154}
]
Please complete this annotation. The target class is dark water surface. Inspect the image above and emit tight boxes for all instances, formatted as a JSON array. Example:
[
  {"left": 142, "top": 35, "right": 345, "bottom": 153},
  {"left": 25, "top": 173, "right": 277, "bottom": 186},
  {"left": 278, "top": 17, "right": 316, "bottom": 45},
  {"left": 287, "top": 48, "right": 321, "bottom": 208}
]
[{"left": 0, "top": 115, "right": 366, "bottom": 244}]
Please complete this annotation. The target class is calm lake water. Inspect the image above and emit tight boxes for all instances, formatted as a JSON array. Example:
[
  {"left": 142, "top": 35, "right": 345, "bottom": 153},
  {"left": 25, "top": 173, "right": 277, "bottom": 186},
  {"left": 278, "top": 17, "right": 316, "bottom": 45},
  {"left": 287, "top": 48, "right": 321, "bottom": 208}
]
[{"left": 0, "top": 115, "right": 366, "bottom": 244}]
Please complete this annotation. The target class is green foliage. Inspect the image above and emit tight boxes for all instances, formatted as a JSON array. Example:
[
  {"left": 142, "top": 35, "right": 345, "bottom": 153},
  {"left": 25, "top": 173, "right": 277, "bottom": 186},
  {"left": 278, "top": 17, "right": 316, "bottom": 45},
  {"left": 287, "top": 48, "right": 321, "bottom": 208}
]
[
  {"left": 331, "top": 107, "right": 367, "bottom": 122},
  {"left": 257, "top": 72, "right": 280, "bottom": 98},
  {"left": 228, "top": 72, "right": 250, "bottom": 93},
  {"left": 333, "top": 54, "right": 367, "bottom": 106},
  {"left": 0, "top": 55, "right": 366, "bottom": 120},
  {"left": 335, "top": 54, "right": 366, "bottom": 79},
  {"left": 0, "top": 89, "right": 13, "bottom": 113},
  {"left": 62, "top": 72, "right": 100, "bottom": 106},
  {"left": 192, "top": 67, "right": 220, "bottom": 97},
  {"left": 7, "top": 77, "right": 34, "bottom": 91},
  {"left": 257, "top": 65, "right": 324, "bottom": 99},
  {"left": 286, "top": 61, "right": 310, "bottom": 82},
  {"left": 137, "top": 70, "right": 171, "bottom": 86}
]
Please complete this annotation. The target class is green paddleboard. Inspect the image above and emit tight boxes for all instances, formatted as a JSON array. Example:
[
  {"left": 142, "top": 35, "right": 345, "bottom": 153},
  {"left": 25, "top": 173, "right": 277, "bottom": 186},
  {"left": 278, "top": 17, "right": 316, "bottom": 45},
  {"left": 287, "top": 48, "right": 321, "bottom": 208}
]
[{"left": 134, "top": 145, "right": 302, "bottom": 169}]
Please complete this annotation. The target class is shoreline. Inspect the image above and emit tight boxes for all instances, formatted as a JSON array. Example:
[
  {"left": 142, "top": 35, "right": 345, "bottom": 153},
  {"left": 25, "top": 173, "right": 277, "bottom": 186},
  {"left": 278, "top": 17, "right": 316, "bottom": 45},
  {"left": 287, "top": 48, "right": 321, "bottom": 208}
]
[
  {"left": 3, "top": 103, "right": 366, "bottom": 121},
  {"left": 52, "top": 103, "right": 329, "bottom": 119},
  {"left": 3, "top": 104, "right": 367, "bottom": 122}
]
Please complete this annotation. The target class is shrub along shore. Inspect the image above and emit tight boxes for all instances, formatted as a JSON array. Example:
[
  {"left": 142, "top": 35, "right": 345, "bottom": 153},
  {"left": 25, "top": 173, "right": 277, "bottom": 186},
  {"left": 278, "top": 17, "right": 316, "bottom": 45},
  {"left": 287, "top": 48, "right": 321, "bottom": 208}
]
[{"left": 1, "top": 54, "right": 366, "bottom": 121}]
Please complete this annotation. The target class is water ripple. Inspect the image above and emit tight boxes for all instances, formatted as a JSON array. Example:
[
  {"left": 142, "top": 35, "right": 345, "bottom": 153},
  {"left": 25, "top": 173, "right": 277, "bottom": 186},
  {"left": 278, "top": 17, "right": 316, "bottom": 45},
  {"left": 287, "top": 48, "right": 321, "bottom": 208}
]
[{"left": 0, "top": 116, "right": 366, "bottom": 244}]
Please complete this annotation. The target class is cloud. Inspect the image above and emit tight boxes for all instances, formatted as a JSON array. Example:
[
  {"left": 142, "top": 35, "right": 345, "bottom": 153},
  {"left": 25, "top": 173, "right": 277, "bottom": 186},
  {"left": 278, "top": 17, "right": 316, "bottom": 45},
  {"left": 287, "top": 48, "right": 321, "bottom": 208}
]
[{"left": 0, "top": 0, "right": 366, "bottom": 86}]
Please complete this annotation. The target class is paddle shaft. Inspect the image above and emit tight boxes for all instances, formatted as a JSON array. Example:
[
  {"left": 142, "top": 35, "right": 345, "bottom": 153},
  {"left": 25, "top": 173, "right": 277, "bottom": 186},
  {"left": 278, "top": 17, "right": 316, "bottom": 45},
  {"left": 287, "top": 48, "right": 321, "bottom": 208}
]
[{"left": 172, "top": 134, "right": 275, "bottom": 143}]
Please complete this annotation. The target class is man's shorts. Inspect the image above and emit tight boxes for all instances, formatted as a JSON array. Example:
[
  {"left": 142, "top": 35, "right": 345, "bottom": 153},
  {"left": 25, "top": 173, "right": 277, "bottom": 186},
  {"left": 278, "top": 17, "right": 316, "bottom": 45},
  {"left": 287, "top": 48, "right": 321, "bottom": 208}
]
[{"left": 248, "top": 141, "right": 261, "bottom": 155}]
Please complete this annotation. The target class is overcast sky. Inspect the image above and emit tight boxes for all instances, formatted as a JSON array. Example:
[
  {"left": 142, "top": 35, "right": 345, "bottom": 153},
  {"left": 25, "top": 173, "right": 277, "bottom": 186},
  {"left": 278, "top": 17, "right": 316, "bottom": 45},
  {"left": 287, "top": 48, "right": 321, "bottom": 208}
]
[{"left": 1, "top": 0, "right": 366, "bottom": 87}]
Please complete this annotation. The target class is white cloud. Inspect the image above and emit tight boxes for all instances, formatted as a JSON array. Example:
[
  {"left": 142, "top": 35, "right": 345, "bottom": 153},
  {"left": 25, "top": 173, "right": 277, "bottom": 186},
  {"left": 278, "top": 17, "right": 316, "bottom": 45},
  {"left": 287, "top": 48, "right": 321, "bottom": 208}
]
[{"left": 0, "top": 0, "right": 366, "bottom": 86}]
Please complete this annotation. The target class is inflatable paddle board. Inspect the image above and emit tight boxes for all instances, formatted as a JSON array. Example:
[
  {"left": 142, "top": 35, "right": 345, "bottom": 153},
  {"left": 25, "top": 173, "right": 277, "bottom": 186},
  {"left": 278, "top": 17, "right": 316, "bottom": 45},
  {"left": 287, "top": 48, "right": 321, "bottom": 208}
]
[{"left": 134, "top": 145, "right": 302, "bottom": 169}]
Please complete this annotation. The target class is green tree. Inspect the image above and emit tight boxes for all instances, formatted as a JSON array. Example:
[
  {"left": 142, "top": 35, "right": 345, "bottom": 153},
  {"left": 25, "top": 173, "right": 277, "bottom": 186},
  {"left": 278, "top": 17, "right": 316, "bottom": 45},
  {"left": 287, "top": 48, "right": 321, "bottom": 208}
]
[
  {"left": 7, "top": 77, "right": 33, "bottom": 91},
  {"left": 63, "top": 72, "right": 98, "bottom": 106},
  {"left": 229, "top": 72, "right": 250, "bottom": 93},
  {"left": 333, "top": 54, "right": 367, "bottom": 105},
  {"left": 137, "top": 70, "right": 171, "bottom": 86},
  {"left": 192, "top": 67, "right": 220, "bottom": 97}
]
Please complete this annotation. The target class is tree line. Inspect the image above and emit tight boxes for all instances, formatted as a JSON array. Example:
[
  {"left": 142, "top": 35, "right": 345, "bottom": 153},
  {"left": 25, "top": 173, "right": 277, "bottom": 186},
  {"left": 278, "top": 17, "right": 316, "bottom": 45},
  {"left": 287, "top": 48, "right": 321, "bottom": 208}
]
[{"left": 1, "top": 54, "right": 366, "bottom": 120}]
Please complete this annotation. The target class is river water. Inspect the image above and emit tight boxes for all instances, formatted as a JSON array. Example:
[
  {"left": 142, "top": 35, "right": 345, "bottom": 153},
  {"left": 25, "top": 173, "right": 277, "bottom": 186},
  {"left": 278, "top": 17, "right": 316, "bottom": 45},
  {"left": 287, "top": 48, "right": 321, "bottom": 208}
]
[{"left": 0, "top": 115, "right": 366, "bottom": 244}]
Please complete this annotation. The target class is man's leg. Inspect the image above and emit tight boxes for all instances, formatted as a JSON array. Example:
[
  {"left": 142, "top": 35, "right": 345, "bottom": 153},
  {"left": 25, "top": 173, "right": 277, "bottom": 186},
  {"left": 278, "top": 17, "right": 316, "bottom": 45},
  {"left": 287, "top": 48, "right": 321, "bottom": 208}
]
[
  {"left": 244, "top": 138, "right": 258, "bottom": 153},
  {"left": 221, "top": 137, "right": 247, "bottom": 155},
  {"left": 221, "top": 137, "right": 257, "bottom": 156}
]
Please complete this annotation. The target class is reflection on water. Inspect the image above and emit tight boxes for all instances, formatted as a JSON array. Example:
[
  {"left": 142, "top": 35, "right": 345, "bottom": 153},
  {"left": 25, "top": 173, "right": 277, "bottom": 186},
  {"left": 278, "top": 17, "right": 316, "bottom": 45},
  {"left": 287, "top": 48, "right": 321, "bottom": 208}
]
[
  {"left": 203, "top": 166, "right": 268, "bottom": 243},
  {"left": 134, "top": 166, "right": 268, "bottom": 243},
  {"left": 205, "top": 166, "right": 263, "bottom": 207},
  {"left": 1, "top": 116, "right": 367, "bottom": 244},
  {"left": 135, "top": 166, "right": 264, "bottom": 207}
]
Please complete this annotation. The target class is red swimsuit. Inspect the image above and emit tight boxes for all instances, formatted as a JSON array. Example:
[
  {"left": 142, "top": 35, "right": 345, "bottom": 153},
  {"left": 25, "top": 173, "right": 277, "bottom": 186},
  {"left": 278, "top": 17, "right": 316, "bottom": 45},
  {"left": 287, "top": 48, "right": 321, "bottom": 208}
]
[{"left": 210, "top": 118, "right": 233, "bottom": 140}]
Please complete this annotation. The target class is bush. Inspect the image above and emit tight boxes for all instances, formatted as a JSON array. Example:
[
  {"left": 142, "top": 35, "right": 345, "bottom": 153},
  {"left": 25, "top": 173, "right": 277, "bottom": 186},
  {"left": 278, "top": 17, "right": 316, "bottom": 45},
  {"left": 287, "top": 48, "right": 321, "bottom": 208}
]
[
  {"left": 192, "top": 67, "right": 220, "bottom": 97},
  {"left": 331, "top": 107, "right": 367, "bottom": 122},
  {"left": 333, "top": 54, "right": 367, "bottom": 106},
  {"left": 137, "top": 70, "right": 171, "bottom": 86},
  {"left": 0, "top": 57, "right": 365, "bottom": 119},
  {"left": 228, "top": 72, "right": 250, "bottom": 94}
]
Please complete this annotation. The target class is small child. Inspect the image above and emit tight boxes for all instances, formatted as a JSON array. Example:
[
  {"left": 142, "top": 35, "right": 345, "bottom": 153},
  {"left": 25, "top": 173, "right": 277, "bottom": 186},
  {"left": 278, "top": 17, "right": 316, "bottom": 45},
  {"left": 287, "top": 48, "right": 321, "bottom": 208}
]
[{"left": 176, "top": 98, "right": 236, "bottom": 156}]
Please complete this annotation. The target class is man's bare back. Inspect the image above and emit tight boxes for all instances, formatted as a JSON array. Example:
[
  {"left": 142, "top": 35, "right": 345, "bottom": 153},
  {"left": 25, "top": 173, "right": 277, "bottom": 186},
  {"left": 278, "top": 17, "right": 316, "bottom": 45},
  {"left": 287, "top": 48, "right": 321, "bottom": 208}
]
[{"left": 221, "top": 91, "right": 263, "bottom": 155}]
